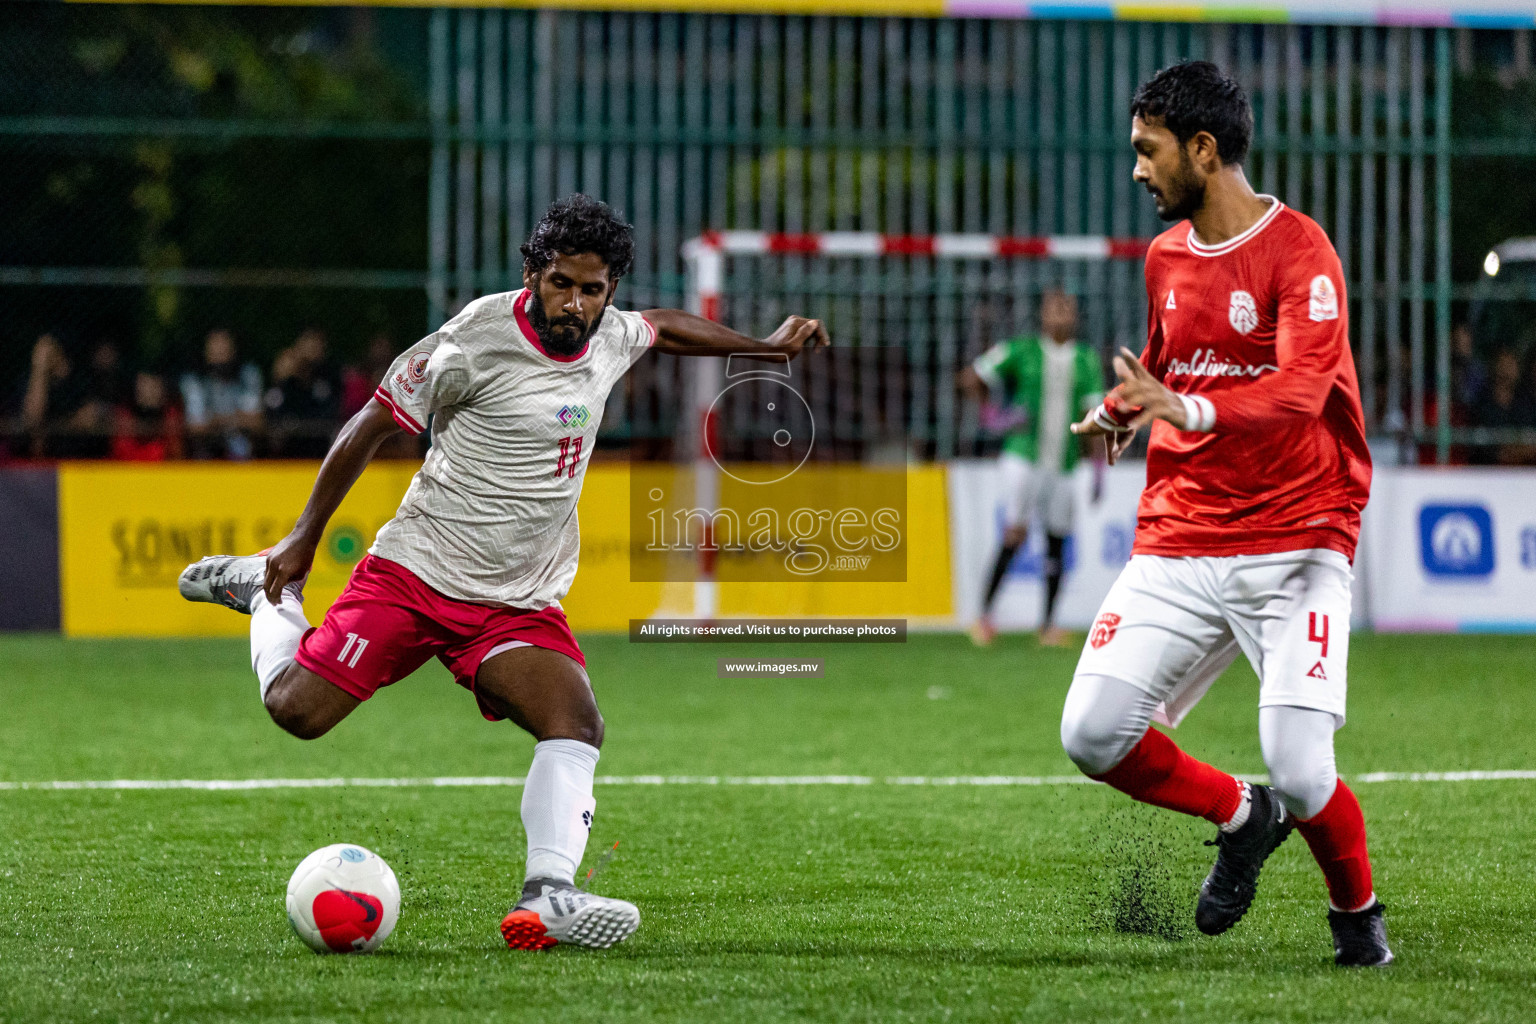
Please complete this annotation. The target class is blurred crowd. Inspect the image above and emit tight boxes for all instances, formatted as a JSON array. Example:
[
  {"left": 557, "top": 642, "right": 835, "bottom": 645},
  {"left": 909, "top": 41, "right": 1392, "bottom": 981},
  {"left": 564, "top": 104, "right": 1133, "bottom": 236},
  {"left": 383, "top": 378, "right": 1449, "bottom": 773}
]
[
  {"left": 1448, "top": 325, "right": 1536, "bottom": 465},
  {"left": 5, "top": 322, "right": 1536, "bottom": 465},
  {"left": 4, "top": 329, "right": 422, "bottom": 462}
]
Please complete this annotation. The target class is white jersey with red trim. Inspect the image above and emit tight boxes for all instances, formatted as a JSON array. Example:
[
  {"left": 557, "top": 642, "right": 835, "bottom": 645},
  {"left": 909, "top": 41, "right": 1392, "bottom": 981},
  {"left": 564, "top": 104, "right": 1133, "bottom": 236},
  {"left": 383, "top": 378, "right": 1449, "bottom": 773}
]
[{"left": 370, "top": 288, "right": 655, "bottom": 609}]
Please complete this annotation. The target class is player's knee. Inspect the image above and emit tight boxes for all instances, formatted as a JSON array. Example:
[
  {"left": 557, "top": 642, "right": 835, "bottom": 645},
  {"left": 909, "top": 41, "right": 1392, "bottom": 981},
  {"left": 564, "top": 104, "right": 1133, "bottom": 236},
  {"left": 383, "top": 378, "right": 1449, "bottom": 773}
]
[
  {"left": 556, "top": 708, "right": 603, "bottom": 748},
  {"left": 1060, "top": 674, "right": 1152, "bottom": 777},
  {"left": 1265, "top": 758, "right": 1336, "bottom": 820},
  {"left": 521, "top": 693, "right": 604, "bottom": 747},
  {"left": 263, "top": 684, "right": 333, "bottom": 741},
  {"left": 1060, "top": 705, "right": 1128, "bottom": 777},
  {"left": 265, "top": 699, "right": 327, "bottom": 740}
]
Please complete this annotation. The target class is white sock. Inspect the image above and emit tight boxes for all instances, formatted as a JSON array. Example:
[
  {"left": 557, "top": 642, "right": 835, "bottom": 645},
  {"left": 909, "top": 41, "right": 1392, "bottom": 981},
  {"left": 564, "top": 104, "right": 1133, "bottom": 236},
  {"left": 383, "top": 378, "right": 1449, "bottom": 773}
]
[
  {"left": 250, "top": 590, "right": 309, "bottom": 700},
  {"left": 1219, "top": 781, "right": 1253, "bottom": 834},
  {"left": 1331, "top": 893, "right": 1378, "bottom": 913},
  {"left": 522, "top": 738, "right": 600, "bottom": 884}
]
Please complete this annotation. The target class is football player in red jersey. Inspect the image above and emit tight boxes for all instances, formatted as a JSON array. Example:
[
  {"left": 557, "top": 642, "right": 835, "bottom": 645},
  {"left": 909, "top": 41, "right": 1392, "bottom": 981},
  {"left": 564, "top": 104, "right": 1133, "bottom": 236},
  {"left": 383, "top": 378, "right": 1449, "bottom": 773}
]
[{"left": 1063, "top": 62, "right": 1390, "bottom": 966}]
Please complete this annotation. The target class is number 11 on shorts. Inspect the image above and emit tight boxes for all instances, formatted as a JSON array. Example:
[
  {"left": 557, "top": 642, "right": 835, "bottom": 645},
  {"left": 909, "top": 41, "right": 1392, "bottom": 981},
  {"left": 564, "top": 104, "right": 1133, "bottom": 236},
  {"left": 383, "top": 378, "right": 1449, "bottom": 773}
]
[{"left": 338, "top": 632, "right": 369, "bottom": 669}]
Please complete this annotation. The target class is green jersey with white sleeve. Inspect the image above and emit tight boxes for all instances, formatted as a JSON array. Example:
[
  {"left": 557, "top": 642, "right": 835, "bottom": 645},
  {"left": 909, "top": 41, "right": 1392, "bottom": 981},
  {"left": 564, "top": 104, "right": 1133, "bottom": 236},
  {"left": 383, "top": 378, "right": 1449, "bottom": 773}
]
[{"left": 971, "top": 335, "right": 1103, "bottom": 472}]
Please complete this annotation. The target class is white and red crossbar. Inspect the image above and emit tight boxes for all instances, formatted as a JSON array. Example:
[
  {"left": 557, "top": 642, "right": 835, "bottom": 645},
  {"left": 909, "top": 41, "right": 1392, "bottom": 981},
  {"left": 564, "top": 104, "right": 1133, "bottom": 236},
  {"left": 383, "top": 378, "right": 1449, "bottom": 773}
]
[
  {"left": 690, "top": 230, "right": 1150, "bottom": 261},
  {"left": 684, "top": 231, "right": 1151, "bottom": 322},
  {"left": 676, "top": 229, "right": 1150, "bottom": 620}
]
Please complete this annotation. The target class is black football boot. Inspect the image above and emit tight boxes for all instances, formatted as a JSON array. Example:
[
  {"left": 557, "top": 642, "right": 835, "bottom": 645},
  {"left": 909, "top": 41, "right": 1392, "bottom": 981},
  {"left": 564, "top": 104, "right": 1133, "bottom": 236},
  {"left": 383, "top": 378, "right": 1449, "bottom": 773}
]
[
  {"left": 1328, "top": 901, "right": 1394, "bottom": 967},
  {"left": 1195, "top": 783, "right": 1295, "bottom": 936}
]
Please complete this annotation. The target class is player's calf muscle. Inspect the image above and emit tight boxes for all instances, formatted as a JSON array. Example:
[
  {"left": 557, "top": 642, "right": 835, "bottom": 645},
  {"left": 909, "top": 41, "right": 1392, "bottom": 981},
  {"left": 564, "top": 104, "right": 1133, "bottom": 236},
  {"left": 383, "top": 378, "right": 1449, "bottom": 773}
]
[
  {"left": 475, "top": 647, "right": 604, "bottom": 746},
  {"left": 481, "top": 687, "right": 604, "bottom": 746}
]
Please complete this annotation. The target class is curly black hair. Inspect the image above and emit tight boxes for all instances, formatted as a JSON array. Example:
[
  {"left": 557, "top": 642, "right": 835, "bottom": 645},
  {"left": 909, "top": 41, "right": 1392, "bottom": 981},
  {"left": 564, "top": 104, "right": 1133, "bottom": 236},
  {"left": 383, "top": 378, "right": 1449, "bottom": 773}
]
[
  {"left": 1130, "top": 61, "right": 1252, "bottom": 166},
  {"left": 520, "top": 193, "right": 636, "bottom": 280}
]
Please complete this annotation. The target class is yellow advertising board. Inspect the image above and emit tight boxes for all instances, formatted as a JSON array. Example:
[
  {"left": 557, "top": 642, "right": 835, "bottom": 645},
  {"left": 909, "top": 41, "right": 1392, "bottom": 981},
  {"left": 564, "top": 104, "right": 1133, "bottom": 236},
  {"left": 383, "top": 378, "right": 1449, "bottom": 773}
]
[
  {"left": 59, "top": 461, "right": 419, "bottom": 637},
  {"left": 58, "top": 461, "right": 951, "bottom": 637}
]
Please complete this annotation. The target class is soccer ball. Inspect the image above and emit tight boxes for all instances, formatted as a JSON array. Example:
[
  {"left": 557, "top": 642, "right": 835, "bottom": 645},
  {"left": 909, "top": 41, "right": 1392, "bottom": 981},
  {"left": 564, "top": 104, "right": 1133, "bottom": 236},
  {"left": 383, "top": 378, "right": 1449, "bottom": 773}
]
[{"left": 285, "top": 843, "right": 400, "bottom": 954}]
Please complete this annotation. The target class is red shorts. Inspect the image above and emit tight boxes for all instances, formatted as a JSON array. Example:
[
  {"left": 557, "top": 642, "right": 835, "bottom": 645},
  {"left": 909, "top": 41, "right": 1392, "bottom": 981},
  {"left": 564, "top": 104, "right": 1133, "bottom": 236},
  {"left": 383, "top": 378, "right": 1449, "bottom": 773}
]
[{"left": 294, "top": 554, "right": 585, "bottom": 721}]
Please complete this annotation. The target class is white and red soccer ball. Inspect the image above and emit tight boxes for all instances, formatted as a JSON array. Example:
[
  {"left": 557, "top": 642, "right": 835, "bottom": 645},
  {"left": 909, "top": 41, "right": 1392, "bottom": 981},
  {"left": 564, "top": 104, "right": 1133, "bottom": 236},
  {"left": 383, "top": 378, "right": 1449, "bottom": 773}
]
[{"left": 286, "top": 844, "right": 400, "bottom": 954}]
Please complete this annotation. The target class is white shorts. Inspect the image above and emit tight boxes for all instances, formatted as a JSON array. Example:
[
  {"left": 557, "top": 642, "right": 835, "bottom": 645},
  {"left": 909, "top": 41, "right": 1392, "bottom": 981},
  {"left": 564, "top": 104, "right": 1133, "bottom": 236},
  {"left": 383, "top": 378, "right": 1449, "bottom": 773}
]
[
  {"left": 998, "top": 452, "right": 1075, "bottom": 535},
  {"left": 1073, "top": 549, "right": 1352, "bottom": 728}
]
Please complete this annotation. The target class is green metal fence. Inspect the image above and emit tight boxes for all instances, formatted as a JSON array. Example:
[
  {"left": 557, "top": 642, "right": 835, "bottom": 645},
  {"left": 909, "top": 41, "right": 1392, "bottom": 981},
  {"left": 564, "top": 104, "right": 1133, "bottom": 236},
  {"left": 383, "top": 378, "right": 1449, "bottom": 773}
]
[{"left": 6, "top": 7, "right": 1536, "bottom": 461}]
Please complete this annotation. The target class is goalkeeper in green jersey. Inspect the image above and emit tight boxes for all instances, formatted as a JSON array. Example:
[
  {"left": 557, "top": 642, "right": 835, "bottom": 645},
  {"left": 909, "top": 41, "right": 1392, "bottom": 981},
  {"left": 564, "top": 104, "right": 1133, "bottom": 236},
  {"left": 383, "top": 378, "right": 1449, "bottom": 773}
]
[{"left": 960, "top": 290, "right": 1104, "bottom": 647}]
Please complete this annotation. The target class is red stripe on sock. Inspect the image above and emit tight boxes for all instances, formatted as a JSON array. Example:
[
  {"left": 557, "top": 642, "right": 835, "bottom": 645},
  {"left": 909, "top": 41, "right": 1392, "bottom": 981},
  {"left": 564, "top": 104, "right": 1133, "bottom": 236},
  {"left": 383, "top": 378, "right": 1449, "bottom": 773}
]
[
  {"left": 1092, "top": 728, "right": 1243, "bottom": 825},
  {"left": 1296, "top": 779, "right": 1374, "bottom": 910}
]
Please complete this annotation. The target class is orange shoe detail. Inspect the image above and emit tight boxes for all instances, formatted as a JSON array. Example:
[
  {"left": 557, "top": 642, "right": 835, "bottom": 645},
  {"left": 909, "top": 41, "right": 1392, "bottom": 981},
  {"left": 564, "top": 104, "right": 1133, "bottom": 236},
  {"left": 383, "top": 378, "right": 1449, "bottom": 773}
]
[{"left": 501, "top": 909, "right": 558, "bottom": 950}]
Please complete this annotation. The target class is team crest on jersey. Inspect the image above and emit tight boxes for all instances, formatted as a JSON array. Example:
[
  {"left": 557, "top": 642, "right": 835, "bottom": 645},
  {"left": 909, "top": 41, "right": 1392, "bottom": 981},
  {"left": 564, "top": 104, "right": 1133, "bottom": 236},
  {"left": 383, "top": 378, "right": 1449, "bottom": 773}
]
[
  {"left": 1089, "top": 612, "right": 1121, "bottom": 649},
  {"left": 1308, "top": 274, "right": 1339, "bottom": 322},
  {"left": 1228, "top": 290, "right": 1259, "bottom": 335},
  {"left": 407, "top": 352, "right": 430, "bottom": 383},
  {"left": 558, "top": 405, "right": 590, "bottom": 429}
]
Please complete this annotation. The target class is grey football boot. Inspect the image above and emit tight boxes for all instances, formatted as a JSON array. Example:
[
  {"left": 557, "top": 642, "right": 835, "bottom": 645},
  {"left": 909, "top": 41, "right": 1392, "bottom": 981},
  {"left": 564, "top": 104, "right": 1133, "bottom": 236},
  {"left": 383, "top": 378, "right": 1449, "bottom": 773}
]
[
  {"left": 178, "top": 554, "right": 301, "bottom": 614},
  {"left": 501, "top": 878, "right": 640, "bottom": 951}
]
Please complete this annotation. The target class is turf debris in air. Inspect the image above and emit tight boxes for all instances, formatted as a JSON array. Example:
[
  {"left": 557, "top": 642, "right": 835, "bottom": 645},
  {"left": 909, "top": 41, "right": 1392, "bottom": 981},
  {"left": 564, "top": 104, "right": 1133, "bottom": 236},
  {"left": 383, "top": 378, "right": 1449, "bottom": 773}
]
[{"left": 1085, "top": 805, "right": 1192, "bottom": 942}]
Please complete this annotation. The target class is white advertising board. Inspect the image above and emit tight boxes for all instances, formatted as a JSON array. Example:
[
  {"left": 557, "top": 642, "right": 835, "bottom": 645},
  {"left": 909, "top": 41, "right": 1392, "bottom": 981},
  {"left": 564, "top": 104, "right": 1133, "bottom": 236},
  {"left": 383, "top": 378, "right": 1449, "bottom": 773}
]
[
  {"left": 1361, "top": 468, "right": 1536, "bottom": 633},
  {"left": 947, "top": 460, "right": 1142, "bottom": 631},
  {"left": 949, "top": 461, "right": 1536, "bottom": 634}
]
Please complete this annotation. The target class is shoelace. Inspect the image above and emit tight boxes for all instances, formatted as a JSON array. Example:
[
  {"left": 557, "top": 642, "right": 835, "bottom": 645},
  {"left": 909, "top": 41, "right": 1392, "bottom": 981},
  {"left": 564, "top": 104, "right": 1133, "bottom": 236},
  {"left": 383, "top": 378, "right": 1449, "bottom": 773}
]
[{"left": 1201, "top": 830, "right": 1257, "bottom": 894}]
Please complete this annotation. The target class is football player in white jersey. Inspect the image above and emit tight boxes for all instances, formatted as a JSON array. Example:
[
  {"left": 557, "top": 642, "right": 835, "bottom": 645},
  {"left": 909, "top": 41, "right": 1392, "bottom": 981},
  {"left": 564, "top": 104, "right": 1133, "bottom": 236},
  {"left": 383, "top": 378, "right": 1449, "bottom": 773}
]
[{"left": 178, "top": 195, "right": 829, "bottom": 951}]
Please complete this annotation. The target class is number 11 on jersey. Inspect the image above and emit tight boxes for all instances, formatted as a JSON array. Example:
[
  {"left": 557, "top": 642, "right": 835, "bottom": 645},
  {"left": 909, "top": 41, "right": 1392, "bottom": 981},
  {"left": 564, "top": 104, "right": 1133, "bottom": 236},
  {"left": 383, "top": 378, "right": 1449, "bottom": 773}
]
[{"left": 554, "top": 436, "right": 583, "bottom": 478}]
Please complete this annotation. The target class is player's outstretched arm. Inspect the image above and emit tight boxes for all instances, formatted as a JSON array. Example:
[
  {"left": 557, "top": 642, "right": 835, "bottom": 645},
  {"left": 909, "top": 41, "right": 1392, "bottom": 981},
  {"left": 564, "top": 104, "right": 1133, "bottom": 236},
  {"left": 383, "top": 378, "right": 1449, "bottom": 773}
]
[
  {"left": 643, "top": 309, "right": 829, "bottom": 360},
  {"left": 264, "top": 401, "right": 401, "bottom": 603}
]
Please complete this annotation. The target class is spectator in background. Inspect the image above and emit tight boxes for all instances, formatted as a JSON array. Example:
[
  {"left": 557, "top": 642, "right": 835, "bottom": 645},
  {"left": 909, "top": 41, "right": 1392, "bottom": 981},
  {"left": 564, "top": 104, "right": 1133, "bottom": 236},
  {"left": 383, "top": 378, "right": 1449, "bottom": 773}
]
[
  {"left": 341, "top": 333, "right": 397, "bottom": 419},
  {"left": 22, "top": 334, "right": 77, "bottom": 456},
  {"left": 340, "top": 332, "right": 422, "bottom": 460},
  {"left": 1475, "top": 347, "right": 1536, "bottom": 465},
  {"left": 1451, "top": 323, "right": 1488, "bottom": 414},
  {"left": 76, "top": 340, "right": 128, "bottom": 427},
  {"left": 265, "top": 327, "right": 340, "bottom": 458},
  {"left": 112, "top": 371, "right": 184, "bottom": 462},
  {"left": 22, "top": 334, "right": 121, "bottom": 458},
  {"left": 68, "top": 339, "right": 126, "bottom": 458},
  {"left": 181, "top": 329, "right": 263, "bottom": 460}
]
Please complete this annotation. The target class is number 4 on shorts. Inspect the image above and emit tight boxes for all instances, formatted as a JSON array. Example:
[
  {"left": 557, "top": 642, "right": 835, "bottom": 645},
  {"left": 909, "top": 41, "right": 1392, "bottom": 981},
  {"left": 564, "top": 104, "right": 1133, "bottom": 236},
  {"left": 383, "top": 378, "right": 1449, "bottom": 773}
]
[
  {"left": 1306, "top": 612, "right": 1328, "bottom": 679},
  {"left": 338, "top": 632, "right": 369, "bottom": 669}
]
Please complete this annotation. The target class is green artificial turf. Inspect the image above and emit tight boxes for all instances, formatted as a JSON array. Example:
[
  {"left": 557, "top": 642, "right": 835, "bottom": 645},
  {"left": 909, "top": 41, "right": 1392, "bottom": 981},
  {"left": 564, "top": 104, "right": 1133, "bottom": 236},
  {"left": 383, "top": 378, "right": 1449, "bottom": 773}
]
[{"left": 2, "top": 633, "right": 1535, "bottom": 1023}]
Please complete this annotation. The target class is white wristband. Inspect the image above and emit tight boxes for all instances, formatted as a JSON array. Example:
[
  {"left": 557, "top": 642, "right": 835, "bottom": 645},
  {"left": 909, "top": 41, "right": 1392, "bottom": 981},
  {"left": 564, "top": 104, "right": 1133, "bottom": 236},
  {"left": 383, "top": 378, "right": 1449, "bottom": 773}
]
[
  {"left": 1177, "top": 393, "right": 1217, "bottom": 433},
  {"left": 1092, "top": 405, "right": 1132, "bottom": 433}
]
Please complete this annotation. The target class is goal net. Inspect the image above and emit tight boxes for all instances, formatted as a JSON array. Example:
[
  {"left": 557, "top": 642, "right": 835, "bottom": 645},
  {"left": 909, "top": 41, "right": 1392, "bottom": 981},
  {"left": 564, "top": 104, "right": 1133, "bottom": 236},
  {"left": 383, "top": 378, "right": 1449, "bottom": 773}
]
[{"left": 644, "top": 230, "right": 1150, "bottom": 620}]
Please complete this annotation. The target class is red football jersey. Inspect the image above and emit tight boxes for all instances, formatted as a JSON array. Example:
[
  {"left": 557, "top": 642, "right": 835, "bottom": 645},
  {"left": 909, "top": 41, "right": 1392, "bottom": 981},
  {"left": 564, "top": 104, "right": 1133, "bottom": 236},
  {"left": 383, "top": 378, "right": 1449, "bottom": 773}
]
[{"left": 1095, "top": 198, "right": 1372, "bottom": 560}]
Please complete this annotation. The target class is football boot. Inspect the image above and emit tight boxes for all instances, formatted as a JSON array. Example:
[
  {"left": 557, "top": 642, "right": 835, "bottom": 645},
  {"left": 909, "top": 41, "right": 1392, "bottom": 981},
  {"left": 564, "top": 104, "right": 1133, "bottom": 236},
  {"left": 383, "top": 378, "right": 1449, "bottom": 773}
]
[
  {"left": 1328, "top": 901, "right": 1394, "bottom": 967},
  {"left": 501, "top": 877, "right": 640, "bottom": 951},
  {"left": 1195, "top": 783, "right": 1294, "bottom": 936},
  {"left": 178, "top": 553, "right": 301, "bottom": 614}
]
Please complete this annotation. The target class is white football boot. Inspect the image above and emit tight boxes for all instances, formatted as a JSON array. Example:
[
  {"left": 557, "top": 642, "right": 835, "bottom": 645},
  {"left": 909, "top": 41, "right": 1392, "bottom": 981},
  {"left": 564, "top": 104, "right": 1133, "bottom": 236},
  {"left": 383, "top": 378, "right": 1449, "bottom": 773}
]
[
  {"left": 501, "top": 878, "right": 640, "bottom": 951},
  {"left": 178, "top": 554, "right": 301, "bottom": 614}
]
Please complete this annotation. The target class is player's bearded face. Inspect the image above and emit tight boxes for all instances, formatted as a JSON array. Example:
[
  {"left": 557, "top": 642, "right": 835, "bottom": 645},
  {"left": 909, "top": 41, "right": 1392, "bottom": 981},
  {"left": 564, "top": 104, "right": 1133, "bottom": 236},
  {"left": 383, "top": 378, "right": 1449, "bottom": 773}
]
[
  {"left": 526, "top": 254, "right": 616, "bottom": 357},
  {"left": 529, "top": 293, "right": 607, "bottom": 357},
  {"left": 1132, "top": 117, "right": 1206, "bottom": 222},
  {"left": 1148, "top": 146, "right": 1205, "bottom": 222}
]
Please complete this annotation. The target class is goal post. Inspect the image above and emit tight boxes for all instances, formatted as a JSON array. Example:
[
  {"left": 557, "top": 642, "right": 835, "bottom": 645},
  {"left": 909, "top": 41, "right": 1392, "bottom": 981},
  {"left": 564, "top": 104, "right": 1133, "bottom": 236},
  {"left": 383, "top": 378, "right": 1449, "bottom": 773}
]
[{"left": 661, "top": 231, "right": 1151, "bottom": 621}]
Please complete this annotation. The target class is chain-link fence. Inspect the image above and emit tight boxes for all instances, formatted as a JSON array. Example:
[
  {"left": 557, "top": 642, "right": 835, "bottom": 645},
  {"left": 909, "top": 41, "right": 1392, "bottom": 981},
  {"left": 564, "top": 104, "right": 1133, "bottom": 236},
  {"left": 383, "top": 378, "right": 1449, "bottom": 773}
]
[{"left": 7, "top": 6, "right": 1536, "bottom": 463}]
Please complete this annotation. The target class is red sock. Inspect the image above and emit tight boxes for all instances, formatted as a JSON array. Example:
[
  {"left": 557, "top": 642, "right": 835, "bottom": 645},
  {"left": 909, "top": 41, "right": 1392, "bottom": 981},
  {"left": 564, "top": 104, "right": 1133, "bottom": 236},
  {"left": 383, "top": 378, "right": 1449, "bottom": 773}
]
[
  {"left": 1092, "top": 727, "right": 1244, "bottom": 825},
  {"left": 1296, "top": 779, "right": 1374, "bottom": 910}
]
